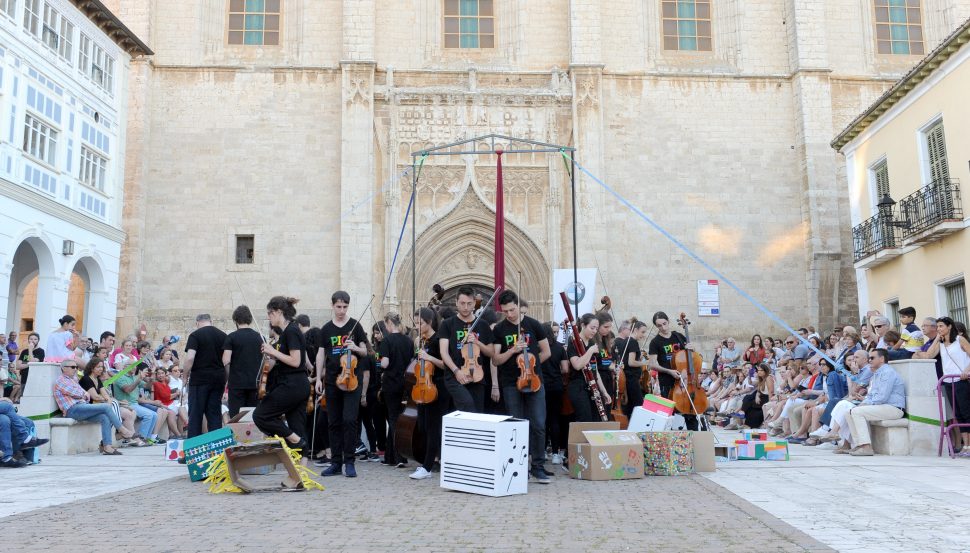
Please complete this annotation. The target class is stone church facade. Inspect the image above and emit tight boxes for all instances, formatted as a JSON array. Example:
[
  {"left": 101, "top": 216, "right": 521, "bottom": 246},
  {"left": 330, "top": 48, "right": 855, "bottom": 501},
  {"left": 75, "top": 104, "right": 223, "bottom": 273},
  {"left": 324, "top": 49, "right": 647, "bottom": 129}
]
[{"left": 105, "top": 0, "right": 970, "bottom": 346}]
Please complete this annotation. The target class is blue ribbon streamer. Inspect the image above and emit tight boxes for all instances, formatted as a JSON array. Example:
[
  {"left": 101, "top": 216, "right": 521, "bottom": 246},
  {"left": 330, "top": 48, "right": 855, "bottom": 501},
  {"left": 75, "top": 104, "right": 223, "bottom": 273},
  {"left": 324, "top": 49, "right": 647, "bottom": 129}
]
[{"left": 558, "top": 149, "right": 837, "bottom": 368}]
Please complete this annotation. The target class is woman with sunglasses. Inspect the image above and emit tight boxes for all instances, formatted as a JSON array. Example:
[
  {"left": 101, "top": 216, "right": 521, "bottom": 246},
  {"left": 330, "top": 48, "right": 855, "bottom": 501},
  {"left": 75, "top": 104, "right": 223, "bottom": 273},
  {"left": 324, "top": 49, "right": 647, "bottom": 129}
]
[{"left": 924, "top": 317, "right": 970, "bottom": 455}]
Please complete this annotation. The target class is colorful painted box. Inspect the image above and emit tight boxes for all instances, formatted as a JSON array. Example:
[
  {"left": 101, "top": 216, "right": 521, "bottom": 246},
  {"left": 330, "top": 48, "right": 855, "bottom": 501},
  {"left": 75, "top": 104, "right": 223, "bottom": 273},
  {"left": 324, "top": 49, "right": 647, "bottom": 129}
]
[
  {"left": 714, "top": 444, "right": 738, "bottom": 462},
  {"left": 637, "top": 431, "right": 694, "bottom": 476},
  {"left": 741, "top": 430, "right": 769, "bottom": 441},
  {"left": 567, "top": 424, "right": 644, "bottom": 481},
  {"left": 184, "top": 427, "right": 236, "bottom": 481},
  {"left": 164, "top": 439, "right": 185, "bottom": 462},
  {"left": 734, "top": 439, "right": 789, "bottom": 461},
  {"left": 642, "top": 394, "right": 676, "bottom": 416},
  {"left": 228, "top": 422, "right": 265, "bottom": 444}
]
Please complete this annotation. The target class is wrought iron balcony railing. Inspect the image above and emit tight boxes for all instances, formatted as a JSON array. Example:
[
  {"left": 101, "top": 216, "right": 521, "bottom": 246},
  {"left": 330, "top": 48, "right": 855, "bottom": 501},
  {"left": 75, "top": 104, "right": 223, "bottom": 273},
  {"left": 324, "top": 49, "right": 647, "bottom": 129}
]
[
  {"left": 896, "top": 178, "right": 963, "bottom": 239},
  {"left": 852, "top": 212, "right": 899, "bottom": 262}
]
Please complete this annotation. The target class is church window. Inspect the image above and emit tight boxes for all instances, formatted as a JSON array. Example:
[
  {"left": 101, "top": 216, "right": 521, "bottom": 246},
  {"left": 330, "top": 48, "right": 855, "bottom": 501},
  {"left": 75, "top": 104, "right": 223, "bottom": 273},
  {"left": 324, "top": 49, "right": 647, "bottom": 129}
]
[
  {"left": 228, "top": 0, "right": 280, "bottom": 46},
  {"left": 444, "top": 0, "right": 494, "bottom": 49},
  {"left": 874, "top": 0, "right": 923, "bottom": 55},
  {"left": 235, "top": 235, "right": 255, "bottom": 264},
  {"left": 661, "top": 0, "right": 712, "bottom": 51}
]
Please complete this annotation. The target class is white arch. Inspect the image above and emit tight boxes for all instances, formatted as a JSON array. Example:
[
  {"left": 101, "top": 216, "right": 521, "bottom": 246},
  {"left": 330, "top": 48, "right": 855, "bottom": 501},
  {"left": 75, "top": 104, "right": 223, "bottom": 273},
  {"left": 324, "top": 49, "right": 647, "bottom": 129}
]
[
  {"left": 6, "top": 235, "right": 57, "bottom": 334},
  {"left": 70, "top": 255, "right": 107, "bottom": 336}
]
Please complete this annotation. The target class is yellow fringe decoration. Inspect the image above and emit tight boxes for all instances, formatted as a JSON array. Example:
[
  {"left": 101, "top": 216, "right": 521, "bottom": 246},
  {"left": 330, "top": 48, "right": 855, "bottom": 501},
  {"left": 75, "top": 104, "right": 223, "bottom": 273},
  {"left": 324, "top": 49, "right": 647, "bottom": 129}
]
[{"left": 201, "top": 436, "right": 324, "bottom": 494}]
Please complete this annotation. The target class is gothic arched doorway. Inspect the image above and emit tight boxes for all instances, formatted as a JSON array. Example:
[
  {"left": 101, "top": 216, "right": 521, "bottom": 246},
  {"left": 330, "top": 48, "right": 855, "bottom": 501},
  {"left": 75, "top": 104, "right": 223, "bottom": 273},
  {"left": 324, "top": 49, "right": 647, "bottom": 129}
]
[{"left": 397, "top": 190, "right": 551, "bottom": 320}]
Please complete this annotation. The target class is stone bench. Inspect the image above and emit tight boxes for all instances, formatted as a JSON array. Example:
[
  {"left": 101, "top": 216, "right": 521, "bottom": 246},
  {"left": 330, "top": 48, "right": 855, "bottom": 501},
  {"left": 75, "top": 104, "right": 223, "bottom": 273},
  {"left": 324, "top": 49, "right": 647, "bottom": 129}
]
[
  {"left": 49, "top": 418, "right": 103, "bottom": 455},
  {"left": 870, "top": 418, "right": 910, "bottom": 456}
]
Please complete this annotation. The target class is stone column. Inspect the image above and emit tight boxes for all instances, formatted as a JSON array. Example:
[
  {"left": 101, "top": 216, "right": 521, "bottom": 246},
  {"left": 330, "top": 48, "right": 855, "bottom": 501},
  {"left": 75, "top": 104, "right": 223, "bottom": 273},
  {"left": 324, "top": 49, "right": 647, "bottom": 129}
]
[
  {"left": 786, "top": 0, "right": 853, "bottom": 331},
  {"left": 339, "top": 1, "right": 377, "bottom": 303},
  {"left": 0, "top": 262, "right": 10, "bottom": 332}
]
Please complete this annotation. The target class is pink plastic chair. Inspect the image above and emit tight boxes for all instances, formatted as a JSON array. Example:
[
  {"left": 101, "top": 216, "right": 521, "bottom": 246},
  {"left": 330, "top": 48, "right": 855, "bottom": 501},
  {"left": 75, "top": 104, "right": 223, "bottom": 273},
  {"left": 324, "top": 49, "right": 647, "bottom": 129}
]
[{"left": 936, "top": 375, "right": 970, "bottom": 458}]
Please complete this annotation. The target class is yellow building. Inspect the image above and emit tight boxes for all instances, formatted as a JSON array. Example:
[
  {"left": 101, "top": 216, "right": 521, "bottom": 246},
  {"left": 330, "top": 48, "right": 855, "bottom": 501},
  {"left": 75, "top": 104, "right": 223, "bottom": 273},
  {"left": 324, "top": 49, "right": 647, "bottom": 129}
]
[{"left": 834, "top": 17, "right": 970, "bottom": 327}]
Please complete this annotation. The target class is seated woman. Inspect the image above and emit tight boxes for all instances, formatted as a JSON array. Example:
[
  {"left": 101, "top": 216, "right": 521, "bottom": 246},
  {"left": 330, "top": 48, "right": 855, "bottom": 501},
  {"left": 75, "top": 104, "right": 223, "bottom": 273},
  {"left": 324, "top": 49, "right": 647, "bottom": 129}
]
[
  {"left": 166, "top": 365, "right": 189, "bottom": 433},
  {"left": 79, "top": 357, "right": 144, "bottom": 447},
  {"left": 53, "top": 360, "right": 133, "bottom": 454},
  {"left": 152, "top": 367, "right": 184, "bottom": 438},
  {"left": 730, "top": 364, "right": 773, "bottom": 430}
]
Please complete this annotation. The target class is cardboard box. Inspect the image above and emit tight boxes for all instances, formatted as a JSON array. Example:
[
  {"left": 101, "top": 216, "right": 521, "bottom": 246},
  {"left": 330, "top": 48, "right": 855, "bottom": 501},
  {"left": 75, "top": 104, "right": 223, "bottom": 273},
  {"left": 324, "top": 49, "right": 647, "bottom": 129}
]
[
  {"left": 228, "top": 422, "right": 265, "bottom": 444},
  {"left": 741, "top": 430, "right": 769, "bottom": 441},
  {"left": 184, "top": 427, "right": 237, "bottom": 481},
  {"left": 690, "top": 431, "right": 716, "bottom": 473},
  {"left": 735, "top": 439, "right": 789, "bottom": 461},
  {"left": 440, "top": 411, "right": 529, "bottom": 496},
  {"left": 637, "top": 431, "right": 694, "bottom": 476},
  {"left": 628, "top": 406, "right": 671, "bottom": 432},
  {"left": 567, "top": 422, "right": 644, "bottom": 481},
  {"left": 222, "top": 441, "right": 303, "bottom": 492},
  {"left": 714, "top": 444, "right": 738, "bottom": 462},
  {"left": 642, "top": 394, "right": 675, "bottom": 416},
  {"left": 165, "top": 439, "right": 185, "bottom": 462}
]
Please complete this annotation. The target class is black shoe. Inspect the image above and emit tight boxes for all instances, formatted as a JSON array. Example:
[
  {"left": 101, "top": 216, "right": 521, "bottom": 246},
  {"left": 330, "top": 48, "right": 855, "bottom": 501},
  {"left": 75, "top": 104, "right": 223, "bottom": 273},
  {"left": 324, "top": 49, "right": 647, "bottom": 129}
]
[
  {"left": 530, "top": 467, "right": 551, "bottom": 484},
  {"left": 18, "top": 438, "right": 49, "bottom": 451},
  {"left": 0, "top": 456, "right": 28, "bottom": 468},
  {"left": 542, "top": 467, "right": 555, "bottom": 477},
  {"left": 345, "top": 463, "right": 357, "bottom": 478},
  {"left": 312, "top": 456, "right": 331, "bottom": 467}
]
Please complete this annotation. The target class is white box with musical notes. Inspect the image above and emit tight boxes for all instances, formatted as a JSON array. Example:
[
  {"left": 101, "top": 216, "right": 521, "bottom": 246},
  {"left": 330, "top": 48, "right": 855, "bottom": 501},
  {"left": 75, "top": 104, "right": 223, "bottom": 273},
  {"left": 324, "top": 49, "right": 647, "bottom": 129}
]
[{"left": 440, "top": 411, "right": 529, "bottom": 497}]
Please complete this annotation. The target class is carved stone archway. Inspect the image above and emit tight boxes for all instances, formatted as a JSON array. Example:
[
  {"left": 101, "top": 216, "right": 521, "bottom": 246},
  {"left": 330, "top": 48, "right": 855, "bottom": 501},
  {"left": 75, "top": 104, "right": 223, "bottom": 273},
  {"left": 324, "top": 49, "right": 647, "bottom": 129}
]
[{"left": 398, "top": 191, "right": 552, "bottom": 320}]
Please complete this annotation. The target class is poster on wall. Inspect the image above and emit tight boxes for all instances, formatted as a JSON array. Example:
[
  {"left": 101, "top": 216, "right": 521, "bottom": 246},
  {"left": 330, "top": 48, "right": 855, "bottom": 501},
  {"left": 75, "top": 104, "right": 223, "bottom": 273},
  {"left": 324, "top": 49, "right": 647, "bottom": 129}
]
[
  {"left": 697, "top": 280, "right": 720, "bottom": 317},
  {"left": 552, "top": 269, "right": 598, "bottom": 326}
]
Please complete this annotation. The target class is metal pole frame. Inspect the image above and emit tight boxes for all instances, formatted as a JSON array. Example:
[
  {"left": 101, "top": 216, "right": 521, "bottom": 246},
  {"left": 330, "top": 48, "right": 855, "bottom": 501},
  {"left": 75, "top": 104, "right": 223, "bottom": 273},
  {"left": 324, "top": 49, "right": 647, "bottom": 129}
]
[{"left": 407, "top": 134, "right": 578, "bottom": 318}]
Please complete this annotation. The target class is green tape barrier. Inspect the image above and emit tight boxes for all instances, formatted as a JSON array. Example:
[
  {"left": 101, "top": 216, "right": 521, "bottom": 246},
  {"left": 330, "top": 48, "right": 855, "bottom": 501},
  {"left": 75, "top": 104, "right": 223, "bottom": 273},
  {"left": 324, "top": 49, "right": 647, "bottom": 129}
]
[{"left": 907, "top": 413, "right": 940, "bottom": 426}]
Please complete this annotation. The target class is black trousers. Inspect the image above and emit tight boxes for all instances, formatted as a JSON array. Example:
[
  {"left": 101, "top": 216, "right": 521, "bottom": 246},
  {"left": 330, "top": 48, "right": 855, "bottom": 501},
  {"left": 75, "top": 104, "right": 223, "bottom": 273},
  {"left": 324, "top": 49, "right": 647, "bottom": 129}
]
[
  {"left": 442, "top": 371, "right": 484, "bottom": 413},
  {"left": 943, "top": 381, "right": 970, "bottom": 425},
  {"left": 325, "top": 381, "right": 361, "bottom": 464},
  {"left": 420, "top": 379, "right": 451, "bottom": 471},
  {"left": 567, "top": 378, "right": 601, "bottom": 423},
  {"left": 359, "top": 388, "right": 385, "bottom": 452},
  {"left": 187, "top": 382, "right": 224, "bottom": 438},
  {"left": 544, "top": 387, "right": 564, "bottom": 452},
  {"left": 227, "top": 387, "right": 259, "bottom": 418},
  {"left": 252, "top": 371, "right": 309, "bottom": 442},
  {"left": 623, "top": 370, "right": 643, "bottom": 420},
  {"left": 741, "top": 391, "right": 769, "bottom": 429},
  {"left": 383, "top": 385, "right": 405, "bottom": 464},
  {"left": 308, "top": 405, "right": 329, "bottom": 455}
]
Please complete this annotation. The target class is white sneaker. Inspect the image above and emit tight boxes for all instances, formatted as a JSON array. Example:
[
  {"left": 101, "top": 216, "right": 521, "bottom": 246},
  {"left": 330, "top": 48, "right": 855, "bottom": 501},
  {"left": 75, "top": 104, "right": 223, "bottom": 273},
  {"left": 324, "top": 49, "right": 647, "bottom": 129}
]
[
  {"left": 809, "top": 425, "right": 831, "bottom": 438},
  {"left": 409, "top": 467, "right": 432, "bottom": 480},
  {"left": 551, "top": 453, "right": 563, "bottom": 465}
]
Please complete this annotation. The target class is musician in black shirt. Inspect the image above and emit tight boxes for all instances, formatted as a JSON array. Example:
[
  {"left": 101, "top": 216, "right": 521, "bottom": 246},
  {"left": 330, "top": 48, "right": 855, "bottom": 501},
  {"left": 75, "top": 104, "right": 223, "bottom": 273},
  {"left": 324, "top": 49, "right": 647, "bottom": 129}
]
[
  {"left": 221, "top": 305, "right": 264, "bottom": 417},
  {"left": 251, "top": 297, "right": 311, "bottom": 472},
  {"left": 438, "top": 286, "right": 495, "bottom": 413},
  {"left": 565, "top": 313, "right": 612, "bottom": 422}
]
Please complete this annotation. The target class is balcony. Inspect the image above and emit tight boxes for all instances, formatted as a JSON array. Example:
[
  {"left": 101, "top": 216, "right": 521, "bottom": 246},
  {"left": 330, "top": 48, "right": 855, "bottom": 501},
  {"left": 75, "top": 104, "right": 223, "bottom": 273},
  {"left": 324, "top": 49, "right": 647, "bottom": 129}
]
[
  {"left": 852, "top": 179, "right": 964, "bottom": 269},
  {"left": 853, "top": 213, "right": 902, "bottom": 268}
]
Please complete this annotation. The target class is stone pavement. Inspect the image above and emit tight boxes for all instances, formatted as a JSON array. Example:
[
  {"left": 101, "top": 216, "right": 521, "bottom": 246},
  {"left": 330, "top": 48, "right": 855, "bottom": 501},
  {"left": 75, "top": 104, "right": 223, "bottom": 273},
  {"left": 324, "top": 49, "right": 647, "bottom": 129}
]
[
  {"left": 0, "top": 449, "right": 828, "bottom": 553},
  {"left": 703, "top": 428, "right": 970, "bottom": 553}
]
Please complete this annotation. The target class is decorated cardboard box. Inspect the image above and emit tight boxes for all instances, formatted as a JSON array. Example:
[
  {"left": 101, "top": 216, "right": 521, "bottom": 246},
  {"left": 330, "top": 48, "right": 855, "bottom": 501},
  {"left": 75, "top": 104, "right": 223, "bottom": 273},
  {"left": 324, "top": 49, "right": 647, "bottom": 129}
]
[
  {"left": 642, "top": 394, "right": 675, "bottom": 416},
  {"left": 184, "top": 427, "right": 237, "bottom": 481},
  {"left": 628, "top": 406, "right": 671, "bottom": 432},
  {"left": 228, "top": 422, "right": 265, "bottom": 444},
  {"left": 567, "top": 422, "right": 644, "bottom": 481},
  {"left": 165, "top": 439, "right": 185, "bottom": 462},
  {"left": 741, "top": 430, "right": 769, "bottom": 442},
  {"left": 440, "top": 411, "right": 529, "bottom": 496},
  {"left": 735, "top": 439, "right": 789, "bottom": 461},
  {"left": 637, "top": 431, "right": 694, "bottom": 476},
  {"left": 714, "top": 444, "right": 738, "bottom": 462}
]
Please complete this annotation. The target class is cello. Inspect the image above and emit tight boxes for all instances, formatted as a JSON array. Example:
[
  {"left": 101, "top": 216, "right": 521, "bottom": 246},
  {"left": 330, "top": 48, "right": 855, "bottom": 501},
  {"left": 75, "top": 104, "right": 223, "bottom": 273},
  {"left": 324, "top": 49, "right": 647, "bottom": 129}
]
[{"left": 671, "top": 313, "right": 709, "bottom": 416}]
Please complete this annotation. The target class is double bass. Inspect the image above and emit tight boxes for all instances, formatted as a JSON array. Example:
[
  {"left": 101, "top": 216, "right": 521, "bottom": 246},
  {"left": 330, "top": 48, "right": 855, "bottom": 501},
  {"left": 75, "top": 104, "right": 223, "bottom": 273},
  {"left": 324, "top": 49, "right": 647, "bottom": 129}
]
[{"left": 671, "top": 313, "right": 708, "bottom": 416}]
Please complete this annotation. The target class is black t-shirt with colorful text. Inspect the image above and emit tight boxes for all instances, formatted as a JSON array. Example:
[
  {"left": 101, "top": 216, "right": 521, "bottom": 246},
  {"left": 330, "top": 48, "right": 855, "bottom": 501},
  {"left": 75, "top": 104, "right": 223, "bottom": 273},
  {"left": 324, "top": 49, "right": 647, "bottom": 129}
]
[
  {"left": 648, "top": 331, "right": 686, "bottom": 388},
  {"left": 566, "top": 338, "right": 601, "bottom": 382},
  {"left": 275, "top": 321, "right": 307, "bottom": 374},
  {"left": 491, "top": 316, "right": 547, "bottom": 389},
  {"left": 319, "top": 318, "right": 368, "bottom": 384},
  {"left": 613, "top": 337, "right": 642, "bottom": 377},
  {"left": 438, "top": 315, "right": 494, "bottom": 375}
]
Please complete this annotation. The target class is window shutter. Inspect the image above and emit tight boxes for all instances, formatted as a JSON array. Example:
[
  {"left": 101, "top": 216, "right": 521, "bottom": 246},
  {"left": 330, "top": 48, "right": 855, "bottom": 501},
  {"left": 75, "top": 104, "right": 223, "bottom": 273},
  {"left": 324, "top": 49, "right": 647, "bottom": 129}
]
[
  {"left": 874, "top": 161, "right": 890, "bottom": 199},
  {"left": 927, "top": 122, "right": 950, "bottom": 185}
]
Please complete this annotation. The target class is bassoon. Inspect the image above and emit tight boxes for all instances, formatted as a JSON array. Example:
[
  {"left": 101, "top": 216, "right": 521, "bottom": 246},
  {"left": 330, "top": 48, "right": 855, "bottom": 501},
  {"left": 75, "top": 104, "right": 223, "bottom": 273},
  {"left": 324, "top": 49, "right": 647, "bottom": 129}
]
[{"left": 559, "top": 292, "right": 608, "bottom": 422}]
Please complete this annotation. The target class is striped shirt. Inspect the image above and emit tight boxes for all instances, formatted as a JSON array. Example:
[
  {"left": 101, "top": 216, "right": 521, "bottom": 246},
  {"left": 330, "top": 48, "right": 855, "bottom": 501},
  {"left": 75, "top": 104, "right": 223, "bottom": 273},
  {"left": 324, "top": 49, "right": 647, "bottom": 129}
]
[{"left": 52, "top": 374, "right": 88, "bottom": 414}]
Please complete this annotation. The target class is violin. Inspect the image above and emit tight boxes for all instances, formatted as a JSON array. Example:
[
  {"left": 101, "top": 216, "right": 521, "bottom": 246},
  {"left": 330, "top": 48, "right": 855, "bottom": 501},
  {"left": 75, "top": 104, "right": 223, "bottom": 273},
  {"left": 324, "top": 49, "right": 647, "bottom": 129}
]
[
  {"left": 514, "top": 280, "right": 541, "bottom": 393},
  {"left": 336, "top": 345, "right": 359, "bottom": 392},
  {"left": 671, "top": 312, "right": 708, "bottom": 416},
  {"left": 459, "top": 331, "right": 485, "bottom": 383},
  {"left": 411, "top": 333, "right": 438, "bottom": 404}
]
